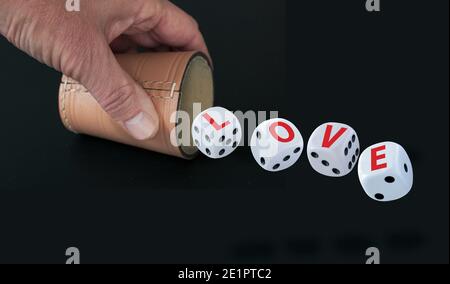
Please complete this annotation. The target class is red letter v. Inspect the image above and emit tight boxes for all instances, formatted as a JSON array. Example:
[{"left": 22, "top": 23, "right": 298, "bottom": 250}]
[{"left": 321, "top": 125, "right": 348, "bottom": 148}]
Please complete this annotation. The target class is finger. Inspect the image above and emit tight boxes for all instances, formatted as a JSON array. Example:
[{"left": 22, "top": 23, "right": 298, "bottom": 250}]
[
  {"left": 149, "top": 1, "right": 211, "bottom": 61},
  {"left": 73, "top": 40, "right": 160, "bottom": 140}
]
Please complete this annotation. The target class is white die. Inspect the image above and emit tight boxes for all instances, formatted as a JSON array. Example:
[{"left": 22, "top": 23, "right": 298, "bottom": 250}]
[
  {"left": 307, "top": 122, "right": 360, "bottom": 177},
  {"left": 358, "top": 142, "right": 413, "bottom": 202},
  {"left": 250, "top": 118, "right": 304, "bottom": 172},
  {"left": 192, "top": 107, "right": 242, "bottom": 159}
]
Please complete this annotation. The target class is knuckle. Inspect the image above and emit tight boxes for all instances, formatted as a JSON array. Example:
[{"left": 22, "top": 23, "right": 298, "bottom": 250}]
[
  {"left": 4, "top": 20, "right": 22, "bottom": 47},
  {"left": 2, "top": 2, "right": 34, "bottom": 44},
  {"left": 151, "top": 0, "right": 165, "bottom": 16},
  {"left": 2, "top": 0, "right": 102, "bottom": 79},
  {"left": 189, "top": 16, "right": 200, "bottom": 30},
  {"left": 4, "top": 9, "right": 35, "bottom": 48},
  {"left": 132, "top": 0, "right": 165, "bottom": 28},
  {"left": 58, "top": 28, "right": 98, "bottom": 79},
  {"left": 98, "top": 83, "right": 138, "bottom": 121}
]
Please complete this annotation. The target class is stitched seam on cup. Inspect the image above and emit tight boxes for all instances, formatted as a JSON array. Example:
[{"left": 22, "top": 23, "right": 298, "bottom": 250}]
[
  {"left": 135, "top": 54, "right": 149, "bottom": 81},
  {"left": 61, "top": 78, "right": 75, "bottom": 132},
  {"left": 166, "top": 53, "right": 184, "bottom": 96},
  {"left": 161, "top": 52, "right": 182, "bottom": 100},
  {"left": 172, "top": 53, "right": 186, "bottom": 90},
  {"left": 141, "top": 80, "right": 178, "bottom": 99}
]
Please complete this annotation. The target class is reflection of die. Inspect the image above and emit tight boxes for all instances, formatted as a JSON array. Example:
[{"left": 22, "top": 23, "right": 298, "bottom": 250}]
[
  {"left": 358, "top": 142, "right": 413, "bottom": 202},
  {"left": 307, "top": 122, "right": 360, "bottom": 177},
  {"left": 192, "top": 107, "right": 242, "bottom": 159},
  {"left": 250, "top": 118, "right": 304, "bottom": 172}
]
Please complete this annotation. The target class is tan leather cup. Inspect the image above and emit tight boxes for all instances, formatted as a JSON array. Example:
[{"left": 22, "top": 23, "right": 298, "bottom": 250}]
[{"left": 58, "top": 51, "right": 214, "bottom": 159}]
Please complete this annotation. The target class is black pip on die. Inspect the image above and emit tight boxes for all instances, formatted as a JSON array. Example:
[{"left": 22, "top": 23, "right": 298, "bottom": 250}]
[{"left": 307, "top": 123, "right": 360, "bottom": 177}]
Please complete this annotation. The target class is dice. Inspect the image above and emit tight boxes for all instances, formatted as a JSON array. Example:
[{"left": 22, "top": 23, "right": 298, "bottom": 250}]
[
  {"left": 192, "top": 107, "right": 242, "bottom": 159},
  {"left": 358, "top": 142, "right": 413, "bottom": 202},
  {"left": 250, "top": 118, "right": 304, "bottom": 172},
  {"left": 307, "top": 122, "right": 360, "bottom": 177},
  {"left": 191, "top": 106, "right": 414, "bottom": 203}
]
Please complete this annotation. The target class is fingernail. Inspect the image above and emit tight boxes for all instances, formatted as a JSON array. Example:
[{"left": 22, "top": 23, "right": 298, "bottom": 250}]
[{"left": 125, "top": 112, "right": 158, "bottom": 140}]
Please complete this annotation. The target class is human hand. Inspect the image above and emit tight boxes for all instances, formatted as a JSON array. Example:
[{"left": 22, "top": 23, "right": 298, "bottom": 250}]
[{"left": 0, "top": 0, "right": 210, "bottom": 140}]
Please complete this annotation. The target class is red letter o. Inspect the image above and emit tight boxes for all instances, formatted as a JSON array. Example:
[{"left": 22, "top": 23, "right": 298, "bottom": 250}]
[{"left": 269, "top": 121, "right": 295, "bottom": 143}]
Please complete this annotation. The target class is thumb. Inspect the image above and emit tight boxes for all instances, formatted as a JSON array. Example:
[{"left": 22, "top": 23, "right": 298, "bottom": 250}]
[{"left": 75, "top": 42, "right": 159, "bottom": 140}]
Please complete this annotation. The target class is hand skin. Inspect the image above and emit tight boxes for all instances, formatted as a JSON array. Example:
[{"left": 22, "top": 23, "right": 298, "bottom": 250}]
[{"left": 0, "top": 0, "right": 210, "bottom": 140}]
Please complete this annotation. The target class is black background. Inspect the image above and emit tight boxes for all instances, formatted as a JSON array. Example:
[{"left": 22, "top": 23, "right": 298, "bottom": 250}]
[{"left": 0, "top": 0, "right": 448, "bottom": 264}]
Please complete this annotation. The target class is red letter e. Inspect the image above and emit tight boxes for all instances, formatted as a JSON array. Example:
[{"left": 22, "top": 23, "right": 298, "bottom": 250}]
[{"left": 371, "top": 145, "right": 388, "bottom": 171}]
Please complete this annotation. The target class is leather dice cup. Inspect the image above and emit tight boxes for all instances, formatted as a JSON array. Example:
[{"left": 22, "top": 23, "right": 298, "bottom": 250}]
[{"left": 58, "top": 51, "right": 214, "bottom": 159}]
